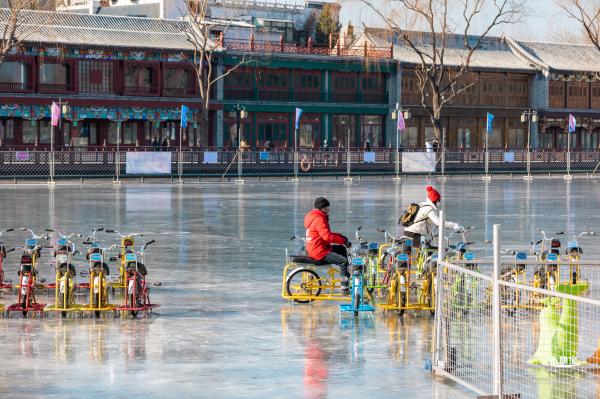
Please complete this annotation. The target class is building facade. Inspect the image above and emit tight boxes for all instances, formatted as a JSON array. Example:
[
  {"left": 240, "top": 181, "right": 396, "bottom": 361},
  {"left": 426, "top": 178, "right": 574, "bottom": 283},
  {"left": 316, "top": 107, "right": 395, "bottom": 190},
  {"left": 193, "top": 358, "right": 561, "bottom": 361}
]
[
  {"left": 0, "top": 9, "right": 393, "bottom": 152},
  {"left": 3, "top": 9, "right": 600, "bottom": 152}
]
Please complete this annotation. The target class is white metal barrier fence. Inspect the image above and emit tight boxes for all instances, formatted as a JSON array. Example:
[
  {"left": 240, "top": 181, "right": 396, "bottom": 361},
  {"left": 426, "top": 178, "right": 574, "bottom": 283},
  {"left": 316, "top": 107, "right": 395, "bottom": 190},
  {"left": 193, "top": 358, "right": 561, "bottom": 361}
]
[
  {"left": 433, "top": 223, "right": 600, "bottom": 398},
  {"left": 2, "top": 149, "right": 600, "bottom": 180}
]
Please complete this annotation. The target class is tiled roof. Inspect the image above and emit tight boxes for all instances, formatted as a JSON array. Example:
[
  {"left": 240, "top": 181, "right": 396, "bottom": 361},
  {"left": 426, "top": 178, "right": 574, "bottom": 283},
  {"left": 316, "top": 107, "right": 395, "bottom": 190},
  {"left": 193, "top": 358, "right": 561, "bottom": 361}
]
[
  {"left": 0, "top": 8, "right": 198, "bottom": 50},
  {"left": 359, "top": 29, "right": 536, "bottom": 72},
  {"left": 509, "top": 39, "right": 600, "bottom": 73}
]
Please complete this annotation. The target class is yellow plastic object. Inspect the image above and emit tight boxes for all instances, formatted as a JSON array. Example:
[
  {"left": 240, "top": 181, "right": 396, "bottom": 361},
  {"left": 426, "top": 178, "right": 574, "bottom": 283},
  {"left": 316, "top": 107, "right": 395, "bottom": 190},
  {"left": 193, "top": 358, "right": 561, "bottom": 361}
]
[{"left": 281, "top": 262, "right": 349, "bottom": 302}]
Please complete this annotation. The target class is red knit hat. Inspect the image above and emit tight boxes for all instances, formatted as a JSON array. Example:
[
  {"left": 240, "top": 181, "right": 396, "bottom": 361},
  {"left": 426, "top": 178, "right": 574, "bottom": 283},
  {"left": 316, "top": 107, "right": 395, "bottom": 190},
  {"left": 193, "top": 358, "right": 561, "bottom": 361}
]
[{"left": 426, "top": 185, "right": 441, "bottom": 203}]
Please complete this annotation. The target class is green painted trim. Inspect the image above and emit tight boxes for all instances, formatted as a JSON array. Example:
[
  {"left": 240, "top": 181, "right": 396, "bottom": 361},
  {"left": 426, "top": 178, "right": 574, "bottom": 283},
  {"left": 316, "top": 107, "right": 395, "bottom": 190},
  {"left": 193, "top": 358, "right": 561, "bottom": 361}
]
[
  {"left": 223, "top": 102, "right": 388, "bottom": 115},
  {"left": 222, "top": 55, "right": 394, "bottom": 73}
]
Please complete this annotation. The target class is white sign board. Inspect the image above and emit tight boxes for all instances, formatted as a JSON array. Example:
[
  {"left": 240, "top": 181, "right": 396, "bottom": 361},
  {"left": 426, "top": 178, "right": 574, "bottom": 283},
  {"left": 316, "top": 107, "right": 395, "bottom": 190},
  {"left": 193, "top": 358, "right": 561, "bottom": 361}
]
[
  {"left": 503, "top": 152, "right": 515, "bottom": 162},
  {"left": 203, "top": 152, "right": 219, "bottom": 164},
  {"left": 126, "top": 152, "right": 171, "bottom": 174},
  {"left": 402, "top": 152, "right": 436, "bottom": 173}
]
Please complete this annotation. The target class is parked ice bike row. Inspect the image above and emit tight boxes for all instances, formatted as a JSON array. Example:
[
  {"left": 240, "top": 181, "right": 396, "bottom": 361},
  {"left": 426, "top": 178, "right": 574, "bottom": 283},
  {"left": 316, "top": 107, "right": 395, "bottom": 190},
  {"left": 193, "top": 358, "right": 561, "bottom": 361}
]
[
  {"left": 281, "top": 225, "right": 482, "bottom": 318},
  {"left": 488, "top": 228, "right": 595, "bottom": 313},
  {"left": 0, "top": 227, "right": 160, "bottom": 318}
]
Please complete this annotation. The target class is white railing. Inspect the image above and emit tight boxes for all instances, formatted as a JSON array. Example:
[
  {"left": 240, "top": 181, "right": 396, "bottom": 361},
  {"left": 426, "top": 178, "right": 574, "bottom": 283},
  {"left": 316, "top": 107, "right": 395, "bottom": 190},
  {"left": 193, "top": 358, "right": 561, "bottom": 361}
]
[{"left": 433, "top": 222, "right": 600, "bottom": 398}]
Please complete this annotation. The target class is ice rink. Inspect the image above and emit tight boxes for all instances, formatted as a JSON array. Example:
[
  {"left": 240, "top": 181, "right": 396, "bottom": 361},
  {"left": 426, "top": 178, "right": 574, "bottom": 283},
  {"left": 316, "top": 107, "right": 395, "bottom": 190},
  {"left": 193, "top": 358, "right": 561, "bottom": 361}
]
[{"left": 0, "top": 179, "right": 597, "bottom": 398}]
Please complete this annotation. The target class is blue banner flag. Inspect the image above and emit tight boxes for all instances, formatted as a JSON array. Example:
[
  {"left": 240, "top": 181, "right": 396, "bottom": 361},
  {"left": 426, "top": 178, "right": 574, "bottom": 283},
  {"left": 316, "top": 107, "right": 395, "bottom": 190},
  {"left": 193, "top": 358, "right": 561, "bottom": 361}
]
[
  {"left": 295, "top": 107, "right": 303, "bottom": 130},
  {"left": 486, "top": 112, "right": 494, "bottom": 134},
  {"left": 181, "top": 105, "right": 189, "bottom": 128}
]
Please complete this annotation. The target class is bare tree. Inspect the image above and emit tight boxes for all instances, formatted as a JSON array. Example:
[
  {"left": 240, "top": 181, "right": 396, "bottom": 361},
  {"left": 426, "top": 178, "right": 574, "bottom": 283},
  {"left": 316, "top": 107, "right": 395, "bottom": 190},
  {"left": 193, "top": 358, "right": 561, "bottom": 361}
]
[
  {"left": 361, "top": 0, "right": 523, "bottom": 141},
  {"left": 1, "top": 1, "right": 36, "bottom": 64},
  {"left": 183, "top": 0, "right": 247, "bottom": 142},
  {"left": 557, "top": 0, "right": 600, "bottom": 49}
]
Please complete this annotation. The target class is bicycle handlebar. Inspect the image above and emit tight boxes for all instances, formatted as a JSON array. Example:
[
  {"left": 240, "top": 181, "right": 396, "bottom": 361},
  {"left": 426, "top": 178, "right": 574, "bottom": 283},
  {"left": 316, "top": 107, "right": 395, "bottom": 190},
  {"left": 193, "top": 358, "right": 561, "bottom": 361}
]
[
  {"left": 141, "top": 240, "right": 155, "bottom": 252},
  {"left": 0, "top": 228, "right": 14, "bottom": 237},
  {"left": 105, "top": 230, "right": 143, "bottom": 238},
  {"left": 537, "top": 228, "right": 564, "bottom": 242},
  {"left": 20, "top": 228, "right": 49, "bottom": 240},
  {"left": 572, "top": 231, "right": 596, "bottom": 240}
]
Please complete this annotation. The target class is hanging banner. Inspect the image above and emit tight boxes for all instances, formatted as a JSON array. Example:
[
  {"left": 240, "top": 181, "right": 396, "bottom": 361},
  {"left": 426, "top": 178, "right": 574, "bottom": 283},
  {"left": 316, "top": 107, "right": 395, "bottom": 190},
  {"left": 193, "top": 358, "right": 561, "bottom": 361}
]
[
  {"left": 402, "top": 152, "right": 436, "bottom": 172},
  {"left": 15, "top": 151, "right": 30, "bottom": 161},
  {"left": 126, "top": 152, "right": 171, "bottom": 174},
  {"left": 363, "top": 152, "right": 376, "bottom": 163}
]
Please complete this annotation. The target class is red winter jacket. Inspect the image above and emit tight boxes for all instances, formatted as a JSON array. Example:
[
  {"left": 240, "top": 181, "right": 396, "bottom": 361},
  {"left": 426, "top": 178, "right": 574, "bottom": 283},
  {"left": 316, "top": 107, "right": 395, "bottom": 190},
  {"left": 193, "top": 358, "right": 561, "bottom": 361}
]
[{"left": 304, "top": 209, "right": 346, "bottom": 260}]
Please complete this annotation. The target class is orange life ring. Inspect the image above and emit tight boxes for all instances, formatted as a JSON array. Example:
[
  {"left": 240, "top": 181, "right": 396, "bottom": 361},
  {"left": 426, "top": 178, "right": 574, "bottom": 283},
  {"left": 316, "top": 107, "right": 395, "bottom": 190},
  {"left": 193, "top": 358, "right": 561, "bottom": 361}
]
[{"left": 300, "top": 156, "right": 311, "bottom": 172}]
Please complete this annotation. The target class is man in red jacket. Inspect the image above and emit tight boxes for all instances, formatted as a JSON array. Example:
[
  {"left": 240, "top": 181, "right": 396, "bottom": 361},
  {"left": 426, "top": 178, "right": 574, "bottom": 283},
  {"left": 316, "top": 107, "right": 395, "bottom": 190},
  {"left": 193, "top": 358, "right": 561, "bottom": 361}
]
[{"left": 304, "top": 197, "right": 350, "bottom": 294}]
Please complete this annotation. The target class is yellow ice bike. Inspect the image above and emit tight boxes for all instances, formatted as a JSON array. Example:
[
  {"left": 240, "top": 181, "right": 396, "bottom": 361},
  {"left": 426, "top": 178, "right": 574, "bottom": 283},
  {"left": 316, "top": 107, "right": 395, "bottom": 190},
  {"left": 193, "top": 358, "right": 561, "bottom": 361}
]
[
  {"left": 45, "top": 231, "right": 83, "bottom": 317},
  {"left": 81, "top": 242, "right": 118, "bottom": 318},
  {"left": 282, "top": 236, "right": 350, "bottom": 303},
  {"left": 105, "top": 230, "right": 143, "bottom": 292}
]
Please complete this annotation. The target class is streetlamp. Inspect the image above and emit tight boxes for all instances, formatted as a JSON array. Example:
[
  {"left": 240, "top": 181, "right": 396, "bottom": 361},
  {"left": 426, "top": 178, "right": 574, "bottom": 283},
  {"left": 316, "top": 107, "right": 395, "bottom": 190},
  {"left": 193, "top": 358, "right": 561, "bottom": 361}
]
[
  {"left": 521, "top": 110, "right": 539, "bottom": 180},
  {"left": 391, "top": 102, "right": 411, "bottom": 181},
  {"left": 231, "top": 104, "right": 248, "bottom": 182}
]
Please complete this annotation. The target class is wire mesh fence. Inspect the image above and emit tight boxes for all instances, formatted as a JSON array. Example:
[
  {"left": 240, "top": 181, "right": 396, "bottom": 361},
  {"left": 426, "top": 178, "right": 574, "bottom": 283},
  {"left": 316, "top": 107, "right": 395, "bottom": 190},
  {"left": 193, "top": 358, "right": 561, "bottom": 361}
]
[
  {"left": 434, "top": 261, "right": 495, "bottom": 395},
  {"left": 434, "top": 252, "right": 600, "bottom": 398},
  {"left": 1, "top": 149, "right": 600, "bottom": 179}
]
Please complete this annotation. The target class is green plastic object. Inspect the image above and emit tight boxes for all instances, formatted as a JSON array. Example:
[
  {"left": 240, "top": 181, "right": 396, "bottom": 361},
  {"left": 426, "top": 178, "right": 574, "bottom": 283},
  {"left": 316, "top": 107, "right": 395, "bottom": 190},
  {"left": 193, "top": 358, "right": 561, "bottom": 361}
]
[{"left": 528, "top": 283, "right": 589, "bottom": 367}]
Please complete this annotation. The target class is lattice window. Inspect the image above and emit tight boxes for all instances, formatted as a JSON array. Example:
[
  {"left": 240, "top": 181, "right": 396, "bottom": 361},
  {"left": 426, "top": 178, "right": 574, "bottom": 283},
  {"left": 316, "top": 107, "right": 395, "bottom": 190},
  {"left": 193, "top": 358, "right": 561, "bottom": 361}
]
[{"left": 79, "top": 60, "right": 113, "bottom": 94}]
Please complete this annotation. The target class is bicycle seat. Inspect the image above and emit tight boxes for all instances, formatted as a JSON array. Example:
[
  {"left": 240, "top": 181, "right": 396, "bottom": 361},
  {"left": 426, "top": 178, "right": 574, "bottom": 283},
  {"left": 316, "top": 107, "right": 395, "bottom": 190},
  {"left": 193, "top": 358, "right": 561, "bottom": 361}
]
[{"left": 289, "top": 255, "right": 330, "bottom": 266}]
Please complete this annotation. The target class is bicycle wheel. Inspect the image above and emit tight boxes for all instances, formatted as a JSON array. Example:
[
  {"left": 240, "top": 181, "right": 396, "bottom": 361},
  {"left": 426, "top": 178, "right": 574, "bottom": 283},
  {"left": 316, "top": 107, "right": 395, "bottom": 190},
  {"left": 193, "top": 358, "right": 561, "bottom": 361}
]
[
  {"left": 366, "top": 260, "right": 376, "bottom": 294},
  {"left": 427, "top": 273, "right": 435, "bottom": 316},
  {"left": 354, "top": 289, "right": 360, "bottom": 317},
  {"left": 286, "top": 269, "right": 322, "bottom": 304},
  {"left": 398, "top": 291, "right": 406, "bottom": 317}
]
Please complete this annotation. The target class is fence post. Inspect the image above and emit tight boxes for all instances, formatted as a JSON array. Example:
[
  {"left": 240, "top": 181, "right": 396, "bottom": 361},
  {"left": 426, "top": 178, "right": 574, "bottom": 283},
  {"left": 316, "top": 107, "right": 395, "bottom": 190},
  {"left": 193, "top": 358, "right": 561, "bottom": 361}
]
[
  {"left": 441, "top": 150, "right": 445, "bottom": 176},
  {"left": 492, "top": 224, "right": 503, "bottom": 396},
  {"left": 526, "top": 149, "right": 531, "bottom": 179},
  {"left": 433, "top": 211, "right": 445, "bottom": 368},
  {"left": 395, "top": 150, "right": 400, "bottom": 181},
  {"left": 115, "top": 122, "right": 121, "bottom": 184},
  {"left": 345, "top": 148, "right": 352, "bottom": 182},
  {"left": 49, "top": 124, "right": 55, "bottom": 184}
]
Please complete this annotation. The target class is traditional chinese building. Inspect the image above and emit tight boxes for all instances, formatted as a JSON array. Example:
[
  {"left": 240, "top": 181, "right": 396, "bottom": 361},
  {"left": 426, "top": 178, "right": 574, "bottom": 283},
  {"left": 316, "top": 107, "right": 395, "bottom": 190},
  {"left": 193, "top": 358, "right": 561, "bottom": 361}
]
[
  {"left": 3, "top": 9, "right": 600, "bottom": 152},
  {"left": 352, "top": 29, "right": 538, "bottom": 150},
  {"left": 506, "top": 38, "right": 600, "bottom": 149},
  {"left": 0, "top": 8, "right": 394, "bottom": 151},
  {"left": 0, "top": 10, "right": 209, "bottom": 150}
]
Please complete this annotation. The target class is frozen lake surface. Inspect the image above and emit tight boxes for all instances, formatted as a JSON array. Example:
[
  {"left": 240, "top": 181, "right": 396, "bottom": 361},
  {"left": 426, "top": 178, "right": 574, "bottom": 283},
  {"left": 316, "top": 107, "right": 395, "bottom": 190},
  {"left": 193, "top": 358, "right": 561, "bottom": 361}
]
[{"left": 0, "top": 179, "right": 598, "bottom": 398}]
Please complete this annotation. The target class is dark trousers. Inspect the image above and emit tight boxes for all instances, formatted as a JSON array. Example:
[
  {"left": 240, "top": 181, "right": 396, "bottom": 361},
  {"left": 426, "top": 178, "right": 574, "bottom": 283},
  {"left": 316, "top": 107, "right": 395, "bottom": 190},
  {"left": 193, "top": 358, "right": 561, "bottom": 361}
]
[
  {"left": 405, "top": 231, "right": 421, "bottom": 249},
  {"left": 322, "top": 244, "right": 349, "bottom": 281}
]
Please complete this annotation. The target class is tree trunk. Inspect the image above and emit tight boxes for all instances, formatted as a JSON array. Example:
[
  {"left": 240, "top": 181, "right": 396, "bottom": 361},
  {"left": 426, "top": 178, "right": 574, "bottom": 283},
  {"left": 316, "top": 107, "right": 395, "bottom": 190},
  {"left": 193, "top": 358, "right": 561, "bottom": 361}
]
[{"left": 199, "top": 109, "right": 210, "bottom": 148}]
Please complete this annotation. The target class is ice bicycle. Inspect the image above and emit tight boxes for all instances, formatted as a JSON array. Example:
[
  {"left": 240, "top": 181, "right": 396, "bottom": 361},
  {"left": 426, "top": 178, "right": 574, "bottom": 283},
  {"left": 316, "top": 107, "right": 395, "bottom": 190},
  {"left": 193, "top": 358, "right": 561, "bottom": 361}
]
[{"left": 282, "top": 235, "right": 355, "bottom": 304}]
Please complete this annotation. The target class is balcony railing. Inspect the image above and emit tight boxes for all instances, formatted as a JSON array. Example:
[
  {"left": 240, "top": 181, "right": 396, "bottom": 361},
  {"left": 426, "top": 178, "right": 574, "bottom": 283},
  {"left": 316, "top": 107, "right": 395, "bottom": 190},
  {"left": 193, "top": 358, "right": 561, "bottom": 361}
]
[
  {"left": 39, "top": 83, "right": 76, "bottom": 94},
  {"left": 224, "top": 88, "right": 388, "bottom": 104},
  {"left": 329, "top": 91, "right": 389, "bottom": 104},
  {"left": 123, "top": 86, "right": 159, "bottom": 96},
  {"left": 162, "top": 87, "right": 196, "bottom": 97},
  {"left": 293, "top": 91, "right": 323, "bottom": 102},
  {"left": 0, "top": 82, "right": 33, "bottom": 92},
  {"left": 223, "top": 38, "right": 393, "bottom": 59},
  {"left": 257, "top": 89, "right": 290, "bottom": 102}
]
